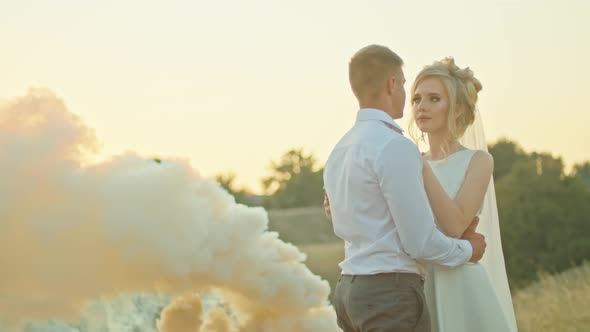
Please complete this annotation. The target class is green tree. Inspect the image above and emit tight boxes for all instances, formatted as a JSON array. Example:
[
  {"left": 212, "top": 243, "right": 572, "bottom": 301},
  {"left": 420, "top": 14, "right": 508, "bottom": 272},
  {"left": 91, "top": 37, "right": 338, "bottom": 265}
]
[
  {"left": 572, "top": 162, "right": 590, "bottom": 188},
  {"left": 261, "top": 148, "right": 324, "bottom": 209},
  {"left": 488, "top": 138, "right": 527, "bottom": 181},
  {"left": 491, "top": 142, "right": 590, "bottom": 289},
  {"left": 214, "top": 171, "right": 251, "bottom": 205}
]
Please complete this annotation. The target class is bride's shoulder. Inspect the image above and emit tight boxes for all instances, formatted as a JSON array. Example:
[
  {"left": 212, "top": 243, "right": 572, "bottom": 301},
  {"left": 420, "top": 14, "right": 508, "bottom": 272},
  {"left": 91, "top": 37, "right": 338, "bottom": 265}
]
[
  {"left": 471, "top": 149, "right": 493, "bottom": 162},
  {"left": 467, "top": 149, "right": 494, "bottom": 173}
]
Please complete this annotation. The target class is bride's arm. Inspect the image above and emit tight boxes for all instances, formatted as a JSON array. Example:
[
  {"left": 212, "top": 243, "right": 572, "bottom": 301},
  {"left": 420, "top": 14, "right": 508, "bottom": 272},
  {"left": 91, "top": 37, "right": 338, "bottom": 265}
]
[{"left": 423, "top": 151, "right": 494, "bottom": 238}]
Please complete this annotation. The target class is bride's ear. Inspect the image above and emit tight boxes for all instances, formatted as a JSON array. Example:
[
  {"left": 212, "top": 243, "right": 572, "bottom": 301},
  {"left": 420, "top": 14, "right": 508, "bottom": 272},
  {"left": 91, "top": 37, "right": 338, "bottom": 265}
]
[{"left": 454, "top": 104, "right": 464, "bottom": 119}]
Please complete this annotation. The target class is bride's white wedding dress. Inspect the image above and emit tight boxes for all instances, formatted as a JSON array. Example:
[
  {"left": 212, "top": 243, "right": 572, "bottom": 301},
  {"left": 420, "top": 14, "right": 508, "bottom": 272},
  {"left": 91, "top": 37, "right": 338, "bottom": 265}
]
[{"left": 425, "top": 149, "right": 517, "bottom": 332}]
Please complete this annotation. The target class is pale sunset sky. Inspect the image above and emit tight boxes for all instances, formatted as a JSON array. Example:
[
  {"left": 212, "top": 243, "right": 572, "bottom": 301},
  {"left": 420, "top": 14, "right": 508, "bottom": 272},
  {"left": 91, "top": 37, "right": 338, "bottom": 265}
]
[{"left": 1, "top": 0, "right": 588, "bottom": 194}]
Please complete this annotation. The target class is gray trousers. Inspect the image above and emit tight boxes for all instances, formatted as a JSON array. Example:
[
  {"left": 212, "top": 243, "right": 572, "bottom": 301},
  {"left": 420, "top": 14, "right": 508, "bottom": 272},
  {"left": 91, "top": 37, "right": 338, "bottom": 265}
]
[{"left": 334, "top": 272, "right": 430, "bottom": 332}]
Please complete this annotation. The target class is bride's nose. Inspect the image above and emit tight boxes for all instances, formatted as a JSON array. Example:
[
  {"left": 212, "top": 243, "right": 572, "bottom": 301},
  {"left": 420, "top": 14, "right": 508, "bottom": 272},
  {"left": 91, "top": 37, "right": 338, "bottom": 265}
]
[{"left": 415, "top": 100, "right": 426, "bottom": 112}]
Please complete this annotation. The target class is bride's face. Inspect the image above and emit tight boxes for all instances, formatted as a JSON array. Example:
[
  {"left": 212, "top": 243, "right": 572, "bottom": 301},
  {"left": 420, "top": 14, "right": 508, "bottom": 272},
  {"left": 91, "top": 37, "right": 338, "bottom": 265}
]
[{"left": 412, "top": 77, "right": 449, "bottom": 134}]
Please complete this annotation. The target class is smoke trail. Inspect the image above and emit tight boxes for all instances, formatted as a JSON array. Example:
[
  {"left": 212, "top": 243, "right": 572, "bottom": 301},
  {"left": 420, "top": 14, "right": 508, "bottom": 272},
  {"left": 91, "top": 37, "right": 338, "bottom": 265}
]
[
  {"left": 156, "top": 294, "right": 203, "bottom": 332},
  {"left": 0, "top": 89, "right": 339, "bottom": 331}
]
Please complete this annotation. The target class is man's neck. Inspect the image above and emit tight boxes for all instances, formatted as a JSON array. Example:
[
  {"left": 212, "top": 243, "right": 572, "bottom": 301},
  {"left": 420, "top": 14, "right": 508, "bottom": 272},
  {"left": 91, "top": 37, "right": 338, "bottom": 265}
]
[
  {"left": 359, "top": 102, "right": 386, "bottom": 111},
  {"left": 359, "top": 103, "right": 394, "bottom": 119}
]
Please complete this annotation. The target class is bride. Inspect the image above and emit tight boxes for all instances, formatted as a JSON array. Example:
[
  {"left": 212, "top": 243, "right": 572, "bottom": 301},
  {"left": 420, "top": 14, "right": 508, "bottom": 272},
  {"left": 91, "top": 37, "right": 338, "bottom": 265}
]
[{"left": 409, "top": 57, "right": 517, "bottom": 331}]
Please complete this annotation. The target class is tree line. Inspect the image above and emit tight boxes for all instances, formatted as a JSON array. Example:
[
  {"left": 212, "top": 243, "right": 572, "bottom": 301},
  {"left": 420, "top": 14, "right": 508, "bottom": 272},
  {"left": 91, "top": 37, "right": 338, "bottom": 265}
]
[{"left": 216, "top": 139, "right": 590, "bottom": 290}]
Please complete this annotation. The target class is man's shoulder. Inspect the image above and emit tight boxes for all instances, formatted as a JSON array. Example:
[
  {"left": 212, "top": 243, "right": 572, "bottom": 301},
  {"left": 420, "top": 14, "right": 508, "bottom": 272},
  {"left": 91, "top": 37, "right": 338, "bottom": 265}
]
[
  {"left": 370, "top": 135, "right": 422, "bottom": 173},
  {"left": 328, "top": 123, "right": 418, "bottom": 160},
  {"left": 354, "top": 122, "right": 414, "bottom": 146},
  {"left": 380, "top": 134, "right": 420, "bottom": 155}
]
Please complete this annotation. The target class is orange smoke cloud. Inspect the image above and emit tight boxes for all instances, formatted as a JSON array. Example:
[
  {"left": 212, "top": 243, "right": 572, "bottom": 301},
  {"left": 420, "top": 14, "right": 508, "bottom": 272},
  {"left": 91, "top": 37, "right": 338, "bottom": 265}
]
[{"left": 0, "top": 89, "right": 339, "bottom": 331}]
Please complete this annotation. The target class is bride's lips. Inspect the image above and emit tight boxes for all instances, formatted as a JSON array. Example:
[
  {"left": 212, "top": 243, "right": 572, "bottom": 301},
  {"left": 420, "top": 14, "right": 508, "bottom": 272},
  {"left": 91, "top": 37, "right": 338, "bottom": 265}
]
[{"left": 416, "top": 116, "right": 431, "bottom": 121}]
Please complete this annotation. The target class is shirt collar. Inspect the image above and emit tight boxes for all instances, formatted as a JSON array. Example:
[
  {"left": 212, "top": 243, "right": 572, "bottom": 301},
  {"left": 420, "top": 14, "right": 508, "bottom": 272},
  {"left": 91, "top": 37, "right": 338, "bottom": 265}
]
[{"left": 356, "top": 108, "right": 404, "bottom": 133}]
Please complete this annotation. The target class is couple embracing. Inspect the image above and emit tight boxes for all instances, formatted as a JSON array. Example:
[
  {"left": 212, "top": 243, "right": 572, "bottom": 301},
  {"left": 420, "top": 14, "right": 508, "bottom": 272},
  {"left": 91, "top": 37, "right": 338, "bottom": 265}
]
[{"left": 323, "top": 45, "right": 518, "bottom": 332}]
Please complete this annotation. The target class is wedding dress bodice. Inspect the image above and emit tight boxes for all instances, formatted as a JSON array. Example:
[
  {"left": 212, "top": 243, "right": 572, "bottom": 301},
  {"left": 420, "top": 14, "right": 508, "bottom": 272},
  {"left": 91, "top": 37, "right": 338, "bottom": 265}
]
[{"left": 427, "top": 149, "right": 478, "bottom": 199}]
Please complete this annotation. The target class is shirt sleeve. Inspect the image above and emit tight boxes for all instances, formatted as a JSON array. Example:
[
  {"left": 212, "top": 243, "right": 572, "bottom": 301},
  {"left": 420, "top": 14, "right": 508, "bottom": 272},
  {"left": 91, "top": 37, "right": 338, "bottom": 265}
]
[{"left": 374, "top": 138, "right": 472, "bottom": 267}]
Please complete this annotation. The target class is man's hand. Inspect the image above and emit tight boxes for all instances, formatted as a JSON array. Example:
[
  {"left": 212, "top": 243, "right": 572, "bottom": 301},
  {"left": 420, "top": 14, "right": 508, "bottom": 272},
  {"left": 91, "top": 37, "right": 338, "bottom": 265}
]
[
  {"left": 462, "top": 217, "right": 479, "bottom": 237},
  {"left": 323, "top": 192, "right": 332, "bottom": 220},
  {"left": 462, "top": 232, "right": 486, "bottom": 263},
  {"left": 462, "top": 216, "right": 486, "bottom": 262}
]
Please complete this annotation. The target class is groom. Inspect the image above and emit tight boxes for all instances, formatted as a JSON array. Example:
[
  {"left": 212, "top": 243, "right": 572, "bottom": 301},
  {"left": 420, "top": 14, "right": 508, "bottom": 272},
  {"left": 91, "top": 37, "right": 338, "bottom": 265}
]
[{"left": 323, "top": 45, "right": 487, "bottom": 332}]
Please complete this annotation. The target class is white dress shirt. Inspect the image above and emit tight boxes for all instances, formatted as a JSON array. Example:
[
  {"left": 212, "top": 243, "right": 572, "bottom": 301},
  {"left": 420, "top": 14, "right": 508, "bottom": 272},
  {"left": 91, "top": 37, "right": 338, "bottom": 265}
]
[{"left": 323, "top": 108, "right": 472, "bottom": 276}]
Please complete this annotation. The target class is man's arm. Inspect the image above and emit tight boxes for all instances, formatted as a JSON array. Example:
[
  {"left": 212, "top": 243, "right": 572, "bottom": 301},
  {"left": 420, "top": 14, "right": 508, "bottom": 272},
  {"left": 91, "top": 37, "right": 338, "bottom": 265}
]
[{"left": 375, "top": 139, "right": 475, "bottom": 267}]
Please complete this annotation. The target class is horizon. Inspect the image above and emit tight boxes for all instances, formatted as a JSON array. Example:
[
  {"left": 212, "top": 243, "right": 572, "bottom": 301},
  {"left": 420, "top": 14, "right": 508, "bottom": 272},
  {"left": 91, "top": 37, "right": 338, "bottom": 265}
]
[{"left": 2, "top": 0, "right": 588, "bottom": 194}]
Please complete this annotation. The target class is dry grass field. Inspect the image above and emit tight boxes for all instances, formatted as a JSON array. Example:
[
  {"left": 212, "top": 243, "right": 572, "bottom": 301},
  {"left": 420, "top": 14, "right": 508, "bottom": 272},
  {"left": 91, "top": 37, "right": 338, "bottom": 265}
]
[
  {"left": 269, "top": 206, "right": 590, "bottom": 332},
  {"left": 512, "top": 263, "right": 590, "bottom": 332},
  {"left": 299, "top": 241, "right": 344, "bottom": 293}
]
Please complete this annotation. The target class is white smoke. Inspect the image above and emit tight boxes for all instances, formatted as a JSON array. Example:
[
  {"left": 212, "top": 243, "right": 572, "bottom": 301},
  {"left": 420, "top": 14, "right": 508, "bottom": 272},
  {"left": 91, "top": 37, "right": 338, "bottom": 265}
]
[{"left": 0, "top": 89, "right": 339, "bottom": 332}]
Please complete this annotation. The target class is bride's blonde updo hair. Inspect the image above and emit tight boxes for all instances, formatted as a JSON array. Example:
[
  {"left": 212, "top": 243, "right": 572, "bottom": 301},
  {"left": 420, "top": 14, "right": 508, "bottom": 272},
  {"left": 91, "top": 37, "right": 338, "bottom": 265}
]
[{"left": 409, "top": 57, "right": 483, "bottom": 146}]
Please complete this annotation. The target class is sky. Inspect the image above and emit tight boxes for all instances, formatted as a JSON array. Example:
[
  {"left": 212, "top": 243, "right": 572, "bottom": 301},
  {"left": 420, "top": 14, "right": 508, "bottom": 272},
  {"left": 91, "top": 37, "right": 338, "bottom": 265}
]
[{"left": 1, "top": 0, "right": 589, "bottom": 194}]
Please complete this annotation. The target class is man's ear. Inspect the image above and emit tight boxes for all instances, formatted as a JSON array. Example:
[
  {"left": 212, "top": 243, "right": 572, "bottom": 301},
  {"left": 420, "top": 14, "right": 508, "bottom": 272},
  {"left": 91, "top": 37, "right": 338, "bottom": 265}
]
[{"left": 386, "top": 76, "right": 396, "bottom": 96}]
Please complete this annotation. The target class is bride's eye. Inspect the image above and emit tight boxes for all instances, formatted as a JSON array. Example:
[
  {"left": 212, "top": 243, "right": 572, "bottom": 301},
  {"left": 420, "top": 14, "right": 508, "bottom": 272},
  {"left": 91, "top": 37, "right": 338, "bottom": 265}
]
[
  {"left": 412, "top": 96, "right": 421, "bottom": 104},
  {"left": 430, "top": 96, "right": 440, "bottom": 102}
]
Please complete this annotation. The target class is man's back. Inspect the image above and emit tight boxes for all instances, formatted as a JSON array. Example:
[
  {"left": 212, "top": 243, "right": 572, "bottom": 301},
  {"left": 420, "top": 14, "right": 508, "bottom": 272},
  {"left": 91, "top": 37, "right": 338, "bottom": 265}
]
[{"left": 324, "top": 108, "right": 428, "bottom": 276}]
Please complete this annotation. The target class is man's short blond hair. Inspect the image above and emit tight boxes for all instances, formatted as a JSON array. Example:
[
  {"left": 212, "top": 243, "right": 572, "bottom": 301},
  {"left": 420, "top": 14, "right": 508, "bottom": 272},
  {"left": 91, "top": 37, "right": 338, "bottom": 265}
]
[{"left": 349, "top": 45, "right": 404, "bottom": 101}]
